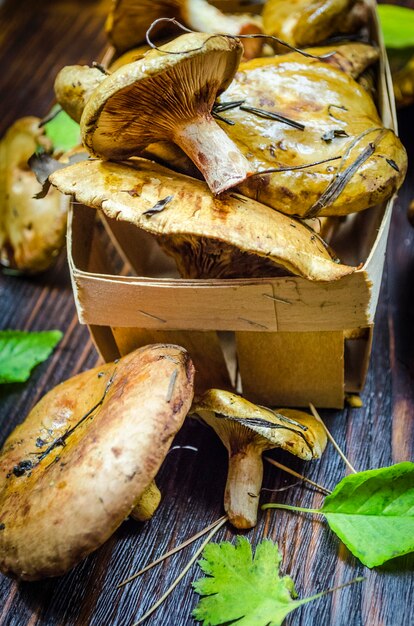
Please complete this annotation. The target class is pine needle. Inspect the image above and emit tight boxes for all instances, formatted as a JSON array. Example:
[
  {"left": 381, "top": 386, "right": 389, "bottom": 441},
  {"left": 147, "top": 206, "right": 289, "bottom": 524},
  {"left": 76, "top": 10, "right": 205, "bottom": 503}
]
[
  {"left": 118, "top": 516, "right": 227, "bottom": 588},
  {"left": 131, "top": 516, "right": 228, "bottom": 626},
  {"left": 309, "top": 403, "right": 357, "bottom": 474},
  {"left": 264, "top": 457, "right": 331, "bottom": 495}
]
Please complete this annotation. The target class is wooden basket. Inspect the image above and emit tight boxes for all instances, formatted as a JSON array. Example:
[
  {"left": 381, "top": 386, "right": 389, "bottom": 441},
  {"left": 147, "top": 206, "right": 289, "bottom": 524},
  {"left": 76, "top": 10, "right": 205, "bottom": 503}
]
[{"left": 67, "top": 1, "right": 399, "bottom": 408}]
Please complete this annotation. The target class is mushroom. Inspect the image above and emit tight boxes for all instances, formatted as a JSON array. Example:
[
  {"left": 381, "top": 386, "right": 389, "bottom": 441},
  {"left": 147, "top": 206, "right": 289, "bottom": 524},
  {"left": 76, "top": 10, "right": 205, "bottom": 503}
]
[
  {"left": 106, "top": 0, "right": 263, "bottom": 59},
  {"left": 304, "top": 42, "right": 379, "bottom": 80},
  {"left": 262, "top": 0, "right": 369, "bottom": 49},
  {"left": 391, "top": 54, "right": 414, "bottom": 109},
  {"left": 0, "top": 343, "right": 194, "bottom": 580},
  {"left": 54, "top": 65, "right": 107, "bottom": 123},
  {"left": 191, "top": 389, "right": 327, "bottom": 528},
  {"left": 0, "top": 117, "right": 69, "bottom": 273},
  {"left": 50, "top": 157, "right": 355, "bottom": 282},
  {"left": 214, "top": 51, "right": 407, "bottom": 216},
  {"left": 130, "top": 480, "right": 162, "bottom": 522},
  {"left": 80, "top": 32, "right": 252, "bottom": 195}
]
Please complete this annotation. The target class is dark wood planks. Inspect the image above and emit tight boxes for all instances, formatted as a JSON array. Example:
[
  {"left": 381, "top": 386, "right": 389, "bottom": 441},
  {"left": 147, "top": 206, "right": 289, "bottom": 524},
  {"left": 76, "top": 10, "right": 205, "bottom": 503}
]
[{"left": 0, "top": 1, "right": 413, "bottom": 625}]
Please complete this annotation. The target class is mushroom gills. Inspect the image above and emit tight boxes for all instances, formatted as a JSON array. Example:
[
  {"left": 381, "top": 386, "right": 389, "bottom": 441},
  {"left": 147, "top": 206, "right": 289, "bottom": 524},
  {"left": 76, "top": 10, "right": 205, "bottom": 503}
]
[
  {"left": 49, "top": 157, "right": 356, "bottom": 282},
  {"left": 81, "top": 33, "right": 253, "bottom": 195}
]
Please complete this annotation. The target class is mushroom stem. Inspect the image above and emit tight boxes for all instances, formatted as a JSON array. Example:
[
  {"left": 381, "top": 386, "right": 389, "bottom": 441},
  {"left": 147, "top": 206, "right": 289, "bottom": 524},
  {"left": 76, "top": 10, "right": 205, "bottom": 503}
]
[
  {"left": 224, "top": 444, "right": 263, "bottom": 529},
  {"left": 130, "top": 480, "right": 162, "bottom": 522},
  {"left": 174, "top": 115, "right": 252, "bottom": 195}
]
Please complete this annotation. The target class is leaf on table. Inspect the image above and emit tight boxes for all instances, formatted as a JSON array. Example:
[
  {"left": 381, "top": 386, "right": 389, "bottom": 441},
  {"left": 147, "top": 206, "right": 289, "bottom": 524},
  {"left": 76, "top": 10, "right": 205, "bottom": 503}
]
[
  {"left": 321, "top": 462, "right": 414, "bottom": 568},
  {"left": 378, "top": 5, "right": 414, "bottom": 49},
  {"left": 0, "top": 330, "right": 62, "bottom": 384},
  {"left": 192, "top": 537, "right": 321, "bottom": 626},
  {"left": 263, "top": 462, "right": 414, "bottom": 568},
  {"left": 42, "top": 106, "right": 80, "bottom": 153}
]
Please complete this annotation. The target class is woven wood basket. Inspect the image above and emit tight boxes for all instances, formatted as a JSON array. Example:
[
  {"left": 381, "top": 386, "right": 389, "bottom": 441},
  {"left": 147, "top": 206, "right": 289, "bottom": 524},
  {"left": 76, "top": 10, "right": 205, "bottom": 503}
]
[{"left": 67, "top": 0, "right": 399, "bottom": 408}]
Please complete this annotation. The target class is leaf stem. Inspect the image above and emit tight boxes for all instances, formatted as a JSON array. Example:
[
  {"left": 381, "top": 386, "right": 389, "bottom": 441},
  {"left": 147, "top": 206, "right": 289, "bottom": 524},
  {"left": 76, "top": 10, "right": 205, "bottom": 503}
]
[
  {"left": 309, "top": 403, "right": 357, "bottom": 474},
  {"left": 131, "top": 516, "right": 228, "bottom": 625},
  {"left": 264, "top": 457, "right": 331, "bottom": 495},
  {"left": 261, "top": 503, "right": 322, "bottom": 515},
  {"left": 117, "top": 515, "right": 227, "bottom": 588},
  {"left": 298, "top": 576, "right": 365, "bottom": 607}
]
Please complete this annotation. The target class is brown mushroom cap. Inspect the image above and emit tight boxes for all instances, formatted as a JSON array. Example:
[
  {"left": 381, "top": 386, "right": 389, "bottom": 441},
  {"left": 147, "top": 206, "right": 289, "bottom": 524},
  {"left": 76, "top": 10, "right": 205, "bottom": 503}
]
[
  {"left": 0, "top": 344, "right": 194, "bottom": 580},
  {"left": 50, "top": 157, "right": 355, "bottom": 282},
  {"left": 0, "top": 117, "right": 68, "bottom": 273},
  {"left": 81, "top": 32, "right": 252, "bottom": 194}
]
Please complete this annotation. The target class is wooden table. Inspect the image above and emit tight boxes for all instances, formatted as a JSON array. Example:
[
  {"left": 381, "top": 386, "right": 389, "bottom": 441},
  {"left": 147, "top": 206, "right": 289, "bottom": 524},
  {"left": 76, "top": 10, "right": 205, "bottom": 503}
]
[{"left": 1, "top": 1, "right": 413, "bottom": 624}]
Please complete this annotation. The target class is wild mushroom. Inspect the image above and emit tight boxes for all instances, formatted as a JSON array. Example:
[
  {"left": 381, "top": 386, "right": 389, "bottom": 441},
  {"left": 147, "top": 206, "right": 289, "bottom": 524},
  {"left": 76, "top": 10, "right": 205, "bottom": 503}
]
[
  {"left": 81, "top": 32, "right": 252, "bottom": 195},
  {"left": 106, "top": 0, "right": 263, "bottom": 59},
  {"left": 50, "top": 157, "right": 355, "bottom": 281},
  {"left": 0, "top": 117, "right": 69, "bottom": 273},
  {"left": 191, "top": 389, "right": 327, "bottom": 528},
  {"left": 262, "top": 0, "right": 369, "bottom": 49},
  {"left": 214, "top": 51, "right": 407, "bottom": 216},
  {"left": 304, "top": 42, "right": 379, "bottom": 80},
  {"left": 0, "top": 343, "right": 194, "bottom": 580},
  {"left": 54, "top": 65, "right": 107, "bottom": 123}
]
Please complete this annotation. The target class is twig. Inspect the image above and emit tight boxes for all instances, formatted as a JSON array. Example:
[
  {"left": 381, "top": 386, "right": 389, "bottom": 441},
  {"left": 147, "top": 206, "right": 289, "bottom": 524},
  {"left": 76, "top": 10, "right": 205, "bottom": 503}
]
[
  {"left": 309, "top": 403, "right": 357, "bottom": 474},
  {"left": 117, "top": 515, "right": 227, "bottom": 588},
  {"left": 264, "top": 457, "right": 331, "bottom": 495},
  {"left": 131, "top": 517, "right": 228, "bottom": 625}
]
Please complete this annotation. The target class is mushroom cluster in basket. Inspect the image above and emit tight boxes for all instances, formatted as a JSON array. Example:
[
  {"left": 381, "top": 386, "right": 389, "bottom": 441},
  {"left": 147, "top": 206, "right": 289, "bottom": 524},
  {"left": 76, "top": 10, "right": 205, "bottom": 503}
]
[{"left": 0, "top": 0, "right": 409, "bottom": 580}]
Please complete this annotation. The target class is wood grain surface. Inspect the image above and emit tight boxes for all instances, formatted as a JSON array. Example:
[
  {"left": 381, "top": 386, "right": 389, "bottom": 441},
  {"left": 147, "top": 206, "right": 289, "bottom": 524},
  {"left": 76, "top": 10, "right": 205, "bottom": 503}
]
[{"left": 0, "top": 1, "right": 413, "bottom": 625}]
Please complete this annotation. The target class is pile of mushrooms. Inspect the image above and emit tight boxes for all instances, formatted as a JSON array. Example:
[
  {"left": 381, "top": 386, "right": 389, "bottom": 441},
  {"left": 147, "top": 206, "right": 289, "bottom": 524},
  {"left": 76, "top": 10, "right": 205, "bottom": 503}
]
[{"left": 2, "top": 0, "right": 410, "bottom": 581}]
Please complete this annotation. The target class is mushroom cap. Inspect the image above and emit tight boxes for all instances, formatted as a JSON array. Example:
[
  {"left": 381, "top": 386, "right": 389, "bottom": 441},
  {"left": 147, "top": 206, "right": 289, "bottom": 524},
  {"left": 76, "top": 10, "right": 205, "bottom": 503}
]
[
  {"left": 81, "top": 32, "right": 243, "bottom": 160},
  {"left": 106, "top": 0, "right": 180, "bottom": 54},
  {"left": 262, "top": 0, "right": 365, "bottom": 48},
  {"left": 216, "top": 52, "right": 407, "bottom": 217},
  {"left": 0, "top": 117, "right": 68, "bottom": 273},
  {"left": 192, "top": 389, "right": 327, "bottom": 459},
  {"left": 106, "top": 0, "right": 263, "bottom": 57},
  {"left": 50, "top": 157, "right": 355, "bottom": 282},
  {"left": 0, "top": 344, "right": 194, "bottom": 580},
  {"left": 304, "top": 42, "right": 379, "bottom": 79},
  {"left": 54, "top": 65, "right": 107, "bottom": 124}
]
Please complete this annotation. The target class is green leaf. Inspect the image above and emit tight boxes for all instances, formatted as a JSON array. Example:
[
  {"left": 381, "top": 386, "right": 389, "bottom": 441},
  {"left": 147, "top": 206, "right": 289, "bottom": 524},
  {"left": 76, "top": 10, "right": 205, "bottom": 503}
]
[
  {"left": 0, "top": 330, "right": 62, "bottom": 383},
  {"left": 192, "top": 537, "right": 319, "bottom": 626},
  {"left": 43, "top": 106, "right": 80, "bottom": 153},
  {"left": 263, "top": 463, "right": 414, "bottom": 568},
  {"left": 378, "top": 5, "right": 414, "bottom": 49},
  {"left": 321, "top": 463, "right": 414, "bottom": 568}
]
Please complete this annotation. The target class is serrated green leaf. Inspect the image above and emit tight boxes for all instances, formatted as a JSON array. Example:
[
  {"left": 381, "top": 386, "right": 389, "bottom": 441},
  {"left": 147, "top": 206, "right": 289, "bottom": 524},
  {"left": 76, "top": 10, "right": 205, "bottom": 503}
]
[
  {"left": 193, "top": 537, "right": 317, "bottom": 626},
  {"left": 0, "top": 330, "right": 62, "bottom": 383},
  {"left": 321, "top": 462, "right": 414, "bottom": 568},
  {"left": 43, "top": 107, "right": 80, "bottom": 153},
  {"left": 378, "top": 5, "right": 414, "bottom": 49}
]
